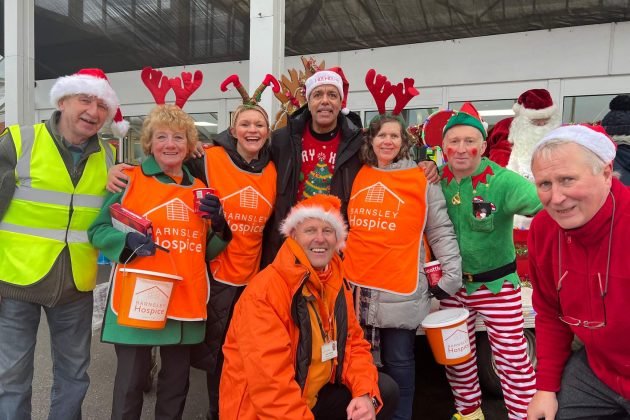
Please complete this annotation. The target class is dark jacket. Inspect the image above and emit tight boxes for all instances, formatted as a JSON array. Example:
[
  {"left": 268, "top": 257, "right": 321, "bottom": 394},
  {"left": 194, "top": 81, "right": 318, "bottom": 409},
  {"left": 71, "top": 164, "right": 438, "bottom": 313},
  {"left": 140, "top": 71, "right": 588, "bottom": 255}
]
[
  {"left": 614, "top": 143, "right": 630, "bottom": 186},
  {"left": 261, "top": 106, "right": 364, "bottom": 268}
]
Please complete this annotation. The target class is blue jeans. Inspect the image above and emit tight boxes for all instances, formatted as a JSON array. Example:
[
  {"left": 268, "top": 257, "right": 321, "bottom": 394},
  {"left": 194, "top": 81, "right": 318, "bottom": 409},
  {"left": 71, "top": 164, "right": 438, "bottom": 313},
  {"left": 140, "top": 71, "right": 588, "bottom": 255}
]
[
  {"left": 380, "top": 328, "right": 416, "bottom": 420},
  {"left": 0, "top": 295, "right": 93, "bottom": 420}
]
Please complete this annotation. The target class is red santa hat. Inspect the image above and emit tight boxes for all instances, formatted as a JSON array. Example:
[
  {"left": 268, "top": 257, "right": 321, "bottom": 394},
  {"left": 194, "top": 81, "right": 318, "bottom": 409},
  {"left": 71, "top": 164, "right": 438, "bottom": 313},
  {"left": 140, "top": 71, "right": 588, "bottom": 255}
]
[
  {"left": 49, "top": 68, "right": 129, "bottom": 137},
  {"left": 535, "top": 124, "right": 617, "bottom": 163},
  {"left": 513, "top": 89, "right": 557, "bottom": 120},
  {"left": 305, "top": 67, "right": 350, "bottom": 115},
  {"left": 280, "top": 194, "right": 347, "bottom": 250}
]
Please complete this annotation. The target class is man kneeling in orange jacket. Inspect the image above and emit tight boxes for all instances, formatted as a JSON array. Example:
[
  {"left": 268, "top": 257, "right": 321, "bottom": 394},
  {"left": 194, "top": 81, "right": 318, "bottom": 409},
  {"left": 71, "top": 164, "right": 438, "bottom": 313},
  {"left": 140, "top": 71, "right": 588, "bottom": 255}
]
[{"left": 219, "top": 194, "right": 399, "bottom": 420}]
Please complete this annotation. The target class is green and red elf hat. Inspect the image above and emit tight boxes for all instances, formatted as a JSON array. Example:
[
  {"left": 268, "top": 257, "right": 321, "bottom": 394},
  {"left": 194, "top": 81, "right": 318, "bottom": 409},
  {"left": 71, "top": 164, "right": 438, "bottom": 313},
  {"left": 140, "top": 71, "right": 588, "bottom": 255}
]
[
  {"left": 442, "top": 102, "right": 489, "bottom": 140},
  {"left": 365, "top": 68, "right": 419, "bottom": 127}
]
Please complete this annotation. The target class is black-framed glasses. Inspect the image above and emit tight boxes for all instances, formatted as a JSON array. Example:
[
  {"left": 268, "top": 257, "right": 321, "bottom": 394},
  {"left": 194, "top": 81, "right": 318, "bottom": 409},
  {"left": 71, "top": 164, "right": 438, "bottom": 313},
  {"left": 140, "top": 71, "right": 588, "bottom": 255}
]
[{"left": 556, "top": 271, "right": 607, "bottom": 329}]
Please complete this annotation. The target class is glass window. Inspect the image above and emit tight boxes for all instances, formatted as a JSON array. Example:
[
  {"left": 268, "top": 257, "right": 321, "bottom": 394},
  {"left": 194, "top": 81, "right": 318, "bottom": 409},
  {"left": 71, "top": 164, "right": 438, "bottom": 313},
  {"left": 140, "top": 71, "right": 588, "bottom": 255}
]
[
  {"left": 562, "top": 94, "right": 629, "bottom": 124},
  {"left": 364, "top": 107, "right": 439, "bottom": 128},
  {"left": 35, "top": 0, "right": 68, "bottom": 16},
  {"left": 448, "top": 99, "right": 516, "bottom": 130},
  {"left": 189, "top": 113, "right": 219, "bottom": 143}
]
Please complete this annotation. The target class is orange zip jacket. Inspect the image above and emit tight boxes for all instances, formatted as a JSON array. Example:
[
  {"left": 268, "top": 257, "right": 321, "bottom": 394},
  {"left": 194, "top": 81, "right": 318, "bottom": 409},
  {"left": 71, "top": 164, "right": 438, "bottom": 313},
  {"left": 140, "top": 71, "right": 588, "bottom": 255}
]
[{"left": 219, "top": 238, "right": 381, "bottom": 419}]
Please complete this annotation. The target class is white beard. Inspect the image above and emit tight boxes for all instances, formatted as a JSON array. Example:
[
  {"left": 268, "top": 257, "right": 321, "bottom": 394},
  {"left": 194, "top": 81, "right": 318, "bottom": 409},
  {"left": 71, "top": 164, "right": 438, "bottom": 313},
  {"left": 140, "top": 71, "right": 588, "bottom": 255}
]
[
  {"left": 506, "top": 112, "right": 561, "bottom": 181},
  {"left": 507, "top": 112, "right": 560, "bottom": 230}
]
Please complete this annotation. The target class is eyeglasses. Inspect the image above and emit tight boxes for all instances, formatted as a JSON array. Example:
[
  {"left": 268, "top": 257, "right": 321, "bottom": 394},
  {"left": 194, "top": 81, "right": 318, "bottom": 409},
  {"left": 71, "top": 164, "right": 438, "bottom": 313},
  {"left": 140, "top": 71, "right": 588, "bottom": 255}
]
[
  {"left": 556, "top": 271, "right": 607, "bottom": 329},
  {"left": 555, "top": 193, "right": 614, "bottom": 329}
]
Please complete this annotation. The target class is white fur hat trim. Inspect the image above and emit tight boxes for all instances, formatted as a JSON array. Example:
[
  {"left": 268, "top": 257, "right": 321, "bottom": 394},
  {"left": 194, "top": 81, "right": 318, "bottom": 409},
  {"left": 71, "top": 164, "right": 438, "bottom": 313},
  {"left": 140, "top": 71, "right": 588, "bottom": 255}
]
[
  {"left": 50, "top": 74, "right": 119, "bottom": 121},
  {"left": 513, "top": 102, "right": 558, "bottom": 120},
  {"left": 305, "top": 70, "right": 344, "bottom": 100},
  {"left": 280, "top": 205, "right": 347, "bottom": 250},
  {"left": 535, "top": 125, "right": 616, "bottom": 163}
]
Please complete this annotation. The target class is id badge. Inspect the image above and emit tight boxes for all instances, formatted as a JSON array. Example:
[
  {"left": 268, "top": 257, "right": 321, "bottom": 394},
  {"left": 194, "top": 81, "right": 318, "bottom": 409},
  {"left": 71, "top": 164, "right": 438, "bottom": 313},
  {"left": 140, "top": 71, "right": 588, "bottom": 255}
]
[{"left": 321, "top": 340, "right": 338, "bottom": 362}]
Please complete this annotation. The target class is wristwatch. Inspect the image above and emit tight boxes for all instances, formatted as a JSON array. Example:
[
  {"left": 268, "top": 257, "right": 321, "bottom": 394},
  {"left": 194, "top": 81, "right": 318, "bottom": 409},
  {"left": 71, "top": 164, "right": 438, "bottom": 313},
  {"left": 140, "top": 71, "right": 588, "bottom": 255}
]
[{"left": 371, "top": 397, "right": 380, "bottom": 409}]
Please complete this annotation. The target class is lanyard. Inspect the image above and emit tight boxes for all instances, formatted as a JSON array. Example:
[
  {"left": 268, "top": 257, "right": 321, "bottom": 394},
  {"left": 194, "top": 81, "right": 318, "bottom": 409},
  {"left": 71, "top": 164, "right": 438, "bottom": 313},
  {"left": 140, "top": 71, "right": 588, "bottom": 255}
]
[{"left": 306, "top": 284, "right": 334, "bottom": 340}]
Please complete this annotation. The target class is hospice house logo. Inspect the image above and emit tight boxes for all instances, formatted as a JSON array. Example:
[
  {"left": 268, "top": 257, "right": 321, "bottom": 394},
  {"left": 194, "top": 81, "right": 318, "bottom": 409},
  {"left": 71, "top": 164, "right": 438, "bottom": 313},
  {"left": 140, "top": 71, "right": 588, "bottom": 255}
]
[
  {"left": 442, "top": 327, "right": 471, "bottom": 360},
  {"left": 145, "top": 198, "right": 204, "bottom": 254},
  {"left": 221, "top": 186, "right": 273, "bottom": 235},
  {"left": 349, "top": 182, "right": 404, "bottom": 232}
]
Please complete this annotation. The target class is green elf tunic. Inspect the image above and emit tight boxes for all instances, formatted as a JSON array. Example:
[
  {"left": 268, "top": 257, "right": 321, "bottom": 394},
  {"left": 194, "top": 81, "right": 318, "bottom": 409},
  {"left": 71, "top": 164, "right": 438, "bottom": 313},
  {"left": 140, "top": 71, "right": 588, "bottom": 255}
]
[
  {"left": 88, "top": 156, "right": 230, "bottom": 345},
  {"left": 439, "top": 158, "right": 542, "bottom": 294}
]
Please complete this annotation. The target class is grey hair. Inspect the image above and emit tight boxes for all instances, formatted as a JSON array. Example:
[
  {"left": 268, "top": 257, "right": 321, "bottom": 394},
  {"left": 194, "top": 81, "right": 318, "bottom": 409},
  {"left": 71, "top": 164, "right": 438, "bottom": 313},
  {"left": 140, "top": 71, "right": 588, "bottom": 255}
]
[{"left": 531, "top": 139, "right": 606, "bottom": 175}]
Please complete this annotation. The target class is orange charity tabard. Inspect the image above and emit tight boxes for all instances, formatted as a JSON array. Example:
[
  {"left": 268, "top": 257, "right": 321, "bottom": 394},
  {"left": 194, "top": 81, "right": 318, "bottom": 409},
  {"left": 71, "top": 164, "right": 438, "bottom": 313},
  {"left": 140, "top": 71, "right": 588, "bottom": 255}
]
[
  {"left": 344, "top": 165, "right": 428, "bottom": 295},
  {"left": 111, "top": 167, "right": 209, "bottom": 321},
  {"left": 204, "top": 146, "right": 277, "bottom": 286}
]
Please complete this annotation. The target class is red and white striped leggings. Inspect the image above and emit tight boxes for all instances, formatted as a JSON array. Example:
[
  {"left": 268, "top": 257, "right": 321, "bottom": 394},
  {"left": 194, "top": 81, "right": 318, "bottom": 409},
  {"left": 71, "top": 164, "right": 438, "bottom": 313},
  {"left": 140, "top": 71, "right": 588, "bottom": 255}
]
[{"left": 440, "top": 283, "right": 536, "bottom": 419}]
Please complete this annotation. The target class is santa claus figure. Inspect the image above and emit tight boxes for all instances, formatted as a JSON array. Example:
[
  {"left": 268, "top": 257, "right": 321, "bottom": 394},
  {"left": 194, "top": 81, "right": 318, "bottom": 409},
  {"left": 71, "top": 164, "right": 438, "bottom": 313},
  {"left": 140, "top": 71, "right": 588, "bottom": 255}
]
[{"left": 485, "top": 88, "right": 561, "bottom": 180}]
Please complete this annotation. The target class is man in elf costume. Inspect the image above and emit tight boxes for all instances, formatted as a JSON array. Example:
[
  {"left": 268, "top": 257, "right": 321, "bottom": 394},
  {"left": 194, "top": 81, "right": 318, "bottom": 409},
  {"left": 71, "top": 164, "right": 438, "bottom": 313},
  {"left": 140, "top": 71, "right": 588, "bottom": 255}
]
[
  {"left": 438, "top": 103, "right": 542, "bottom": 420},
  {"left": 0, "top": 68, "right": 127, "bottom": 419}
]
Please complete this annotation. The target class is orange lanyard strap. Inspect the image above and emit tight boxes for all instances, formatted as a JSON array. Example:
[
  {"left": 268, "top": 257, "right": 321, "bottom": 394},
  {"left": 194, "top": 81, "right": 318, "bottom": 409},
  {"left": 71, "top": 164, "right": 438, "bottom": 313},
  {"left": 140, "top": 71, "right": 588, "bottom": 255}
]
[{"left": 306, "top": 284, "right": 334, "bottom": 339}]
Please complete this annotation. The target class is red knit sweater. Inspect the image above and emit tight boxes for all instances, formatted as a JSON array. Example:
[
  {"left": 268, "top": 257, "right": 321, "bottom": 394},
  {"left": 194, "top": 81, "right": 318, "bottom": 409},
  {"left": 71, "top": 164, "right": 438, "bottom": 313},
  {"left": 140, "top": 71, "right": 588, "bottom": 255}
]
[{"left": 528, "top": 178, "right": 630, "bottom": 398}]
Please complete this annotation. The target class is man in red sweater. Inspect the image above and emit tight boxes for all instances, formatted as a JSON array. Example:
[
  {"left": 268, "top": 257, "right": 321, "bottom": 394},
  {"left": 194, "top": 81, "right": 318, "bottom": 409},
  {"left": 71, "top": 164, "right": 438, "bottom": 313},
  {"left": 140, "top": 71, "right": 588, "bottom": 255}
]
[{"left": 527, "top": 124, "right": 630, "bottom": 419}]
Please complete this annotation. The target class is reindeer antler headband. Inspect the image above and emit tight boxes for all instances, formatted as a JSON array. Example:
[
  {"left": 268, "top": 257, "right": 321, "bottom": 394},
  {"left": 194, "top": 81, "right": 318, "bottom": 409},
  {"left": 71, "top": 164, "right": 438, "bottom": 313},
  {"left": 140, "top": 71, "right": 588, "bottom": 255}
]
[
  {"left": 365, "top": 69, "right": 419, "bottom": 126},
  {"left": 141, "top": 66, "right": 203, "bottom": 108},
  {"left": 220, "top": 74, "right": 281, "bottom": 108}
]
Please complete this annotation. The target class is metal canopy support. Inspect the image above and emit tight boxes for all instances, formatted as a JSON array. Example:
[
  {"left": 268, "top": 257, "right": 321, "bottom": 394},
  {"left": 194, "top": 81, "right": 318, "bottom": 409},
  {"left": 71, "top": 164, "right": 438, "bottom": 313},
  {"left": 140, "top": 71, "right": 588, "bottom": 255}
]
[
  {"left": 5, "top": 0, "right": 36, "bottom": 126},
  {"left": 249, "top": 0, "right": 285, "bottom": 121}
]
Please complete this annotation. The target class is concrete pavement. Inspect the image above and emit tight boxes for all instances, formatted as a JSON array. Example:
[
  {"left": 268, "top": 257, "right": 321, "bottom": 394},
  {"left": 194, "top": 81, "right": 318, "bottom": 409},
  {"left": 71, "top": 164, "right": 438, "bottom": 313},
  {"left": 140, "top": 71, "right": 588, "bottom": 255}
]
[{"left": 29, "top": 265, "right": 509, "bottom": 419}]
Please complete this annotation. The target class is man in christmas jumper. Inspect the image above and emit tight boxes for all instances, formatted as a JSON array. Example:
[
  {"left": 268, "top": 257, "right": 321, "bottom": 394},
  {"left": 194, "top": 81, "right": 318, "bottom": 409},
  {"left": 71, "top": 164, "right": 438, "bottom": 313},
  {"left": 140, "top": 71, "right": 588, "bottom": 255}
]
[
  {"left": 0, "top": 68, "right": 127, "bottom": 419},
  {"left": 262, "top": 67, "right": 438, "bottom": 267},
  {"left": 527, "top": 125, "right": 630, "bottom": 419},
  {"left": 438, "top": 103, "right": 542, "bottom": 420}
]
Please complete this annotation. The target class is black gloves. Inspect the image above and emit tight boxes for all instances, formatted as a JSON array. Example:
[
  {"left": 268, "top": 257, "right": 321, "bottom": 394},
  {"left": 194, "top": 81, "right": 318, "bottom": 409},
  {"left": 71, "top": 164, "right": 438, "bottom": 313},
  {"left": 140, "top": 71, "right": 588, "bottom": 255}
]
[
  {"left": 126, "top": 232, "right": 156, "bottom": 257},
  {"left": 430, "top": 285, "right": 450, "bottom": 301},
  {"left": 199, "top": 193, "right": 228, "bottom": 232}
]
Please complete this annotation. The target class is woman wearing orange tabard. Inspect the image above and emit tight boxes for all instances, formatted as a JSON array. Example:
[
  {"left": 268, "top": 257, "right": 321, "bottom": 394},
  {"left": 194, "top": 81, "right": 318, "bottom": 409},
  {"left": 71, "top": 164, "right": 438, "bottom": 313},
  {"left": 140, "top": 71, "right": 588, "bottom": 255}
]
[
  {"left": 89, "top": 104, "right": 230, "bottom": 419},
  {"left": 343, "top": 70, "right": 462, "bottom": 420},
  {"left": 185, "top": 74, "right": 278, "bottom": 420}
]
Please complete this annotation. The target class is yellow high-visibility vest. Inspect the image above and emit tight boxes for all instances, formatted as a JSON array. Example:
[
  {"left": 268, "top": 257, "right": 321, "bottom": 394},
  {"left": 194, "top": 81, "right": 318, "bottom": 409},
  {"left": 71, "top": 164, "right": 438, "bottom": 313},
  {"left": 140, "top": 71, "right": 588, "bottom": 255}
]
[{"left": 0, "top": 123, "right": 114, "bottom": 291}]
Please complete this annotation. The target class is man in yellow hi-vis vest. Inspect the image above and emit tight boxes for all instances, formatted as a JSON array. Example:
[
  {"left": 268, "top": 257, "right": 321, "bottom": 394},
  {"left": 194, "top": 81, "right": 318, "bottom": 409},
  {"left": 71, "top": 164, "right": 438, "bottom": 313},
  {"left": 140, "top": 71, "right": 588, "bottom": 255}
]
[{"left": 0, "top": 68, "right": 127, "bottom": 420}]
